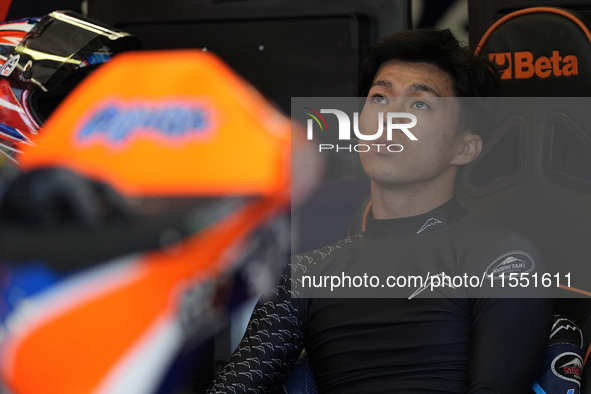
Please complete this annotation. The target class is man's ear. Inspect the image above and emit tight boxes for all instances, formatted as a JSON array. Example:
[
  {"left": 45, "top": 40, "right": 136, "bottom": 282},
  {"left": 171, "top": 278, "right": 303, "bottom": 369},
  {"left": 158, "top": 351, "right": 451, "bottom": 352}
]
[{"left": 452, "top": 132, "right": 482, "bottom": 166}]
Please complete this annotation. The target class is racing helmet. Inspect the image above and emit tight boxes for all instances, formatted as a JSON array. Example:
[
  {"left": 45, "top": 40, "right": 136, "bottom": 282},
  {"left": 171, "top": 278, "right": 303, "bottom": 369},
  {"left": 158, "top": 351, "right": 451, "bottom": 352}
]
[{"left": 0, "top": 10, "right": 141, "bottom": 162}]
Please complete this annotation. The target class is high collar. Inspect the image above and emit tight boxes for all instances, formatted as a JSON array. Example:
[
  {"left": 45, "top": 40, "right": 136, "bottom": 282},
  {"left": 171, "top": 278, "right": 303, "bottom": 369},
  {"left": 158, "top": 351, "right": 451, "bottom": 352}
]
[{"left": 366, "top": 198, "right": 466, "bottom": 239}]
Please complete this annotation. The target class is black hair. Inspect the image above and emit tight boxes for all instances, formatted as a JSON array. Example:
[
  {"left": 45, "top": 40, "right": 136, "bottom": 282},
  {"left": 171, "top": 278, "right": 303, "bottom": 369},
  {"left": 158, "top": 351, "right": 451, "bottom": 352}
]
[
  {"left": 358, "top": 29, "right": 500, "bottom": 139},
  {"left": 358, "top": 28, "right": 500, "bottom": 97}
]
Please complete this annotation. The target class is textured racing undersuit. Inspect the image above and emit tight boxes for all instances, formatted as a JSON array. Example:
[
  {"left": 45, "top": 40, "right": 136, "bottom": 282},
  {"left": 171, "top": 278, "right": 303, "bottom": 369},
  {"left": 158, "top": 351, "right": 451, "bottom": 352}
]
[{"left": 208, "top": 198, "right": 555, "bottom": 393}]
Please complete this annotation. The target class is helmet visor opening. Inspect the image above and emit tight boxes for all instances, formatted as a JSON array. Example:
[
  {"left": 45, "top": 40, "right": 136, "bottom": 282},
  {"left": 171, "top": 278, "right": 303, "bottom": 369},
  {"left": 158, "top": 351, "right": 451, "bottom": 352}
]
[{"left": 26, "top": 63, "right": 103, "bottom": 124}]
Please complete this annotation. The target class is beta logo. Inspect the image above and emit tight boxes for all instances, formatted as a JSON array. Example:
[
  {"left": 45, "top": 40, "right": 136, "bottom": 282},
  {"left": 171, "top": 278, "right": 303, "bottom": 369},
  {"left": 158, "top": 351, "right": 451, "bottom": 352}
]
[
  {"left": 76, "top": 99, "right": 216, "bottom": 147},
  {"left": 488, "top": 50, "right": 578, "bottom": 79}
]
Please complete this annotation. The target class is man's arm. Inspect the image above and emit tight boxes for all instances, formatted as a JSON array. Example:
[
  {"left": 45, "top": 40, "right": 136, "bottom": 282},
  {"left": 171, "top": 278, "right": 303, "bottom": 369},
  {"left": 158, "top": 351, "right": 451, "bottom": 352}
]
[
  {"left": 467, "top": 297, "right": 555, "bottom": 393},
  {"left": 208, "top": 271, "right": 305, "bottom": 393}
]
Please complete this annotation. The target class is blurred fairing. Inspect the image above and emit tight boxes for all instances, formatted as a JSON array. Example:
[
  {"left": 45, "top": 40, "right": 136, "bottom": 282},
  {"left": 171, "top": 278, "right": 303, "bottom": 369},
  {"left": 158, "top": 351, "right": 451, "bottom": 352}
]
[{"left": 0, "top": 49, "right": 319, "bottom": 393}]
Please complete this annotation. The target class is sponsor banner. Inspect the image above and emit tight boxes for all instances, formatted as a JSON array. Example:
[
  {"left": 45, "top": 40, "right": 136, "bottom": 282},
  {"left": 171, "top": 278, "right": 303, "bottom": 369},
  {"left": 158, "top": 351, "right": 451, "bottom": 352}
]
[{"left": 488, "top": 50, "right": 578, "bottom": 80}]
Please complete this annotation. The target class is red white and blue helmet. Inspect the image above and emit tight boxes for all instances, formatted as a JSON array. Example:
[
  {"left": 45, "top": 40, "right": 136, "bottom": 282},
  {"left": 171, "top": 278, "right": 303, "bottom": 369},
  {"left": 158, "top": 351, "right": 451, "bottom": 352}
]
[{"left": 0, "top": 10, "right": 141, "bottom": 163}]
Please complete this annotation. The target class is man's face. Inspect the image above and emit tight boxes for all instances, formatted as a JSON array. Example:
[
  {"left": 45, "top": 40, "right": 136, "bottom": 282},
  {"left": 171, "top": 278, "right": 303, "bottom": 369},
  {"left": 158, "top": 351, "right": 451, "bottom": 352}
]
[{"left": 358, "top": 60, "right": 476, "bottom": 190}]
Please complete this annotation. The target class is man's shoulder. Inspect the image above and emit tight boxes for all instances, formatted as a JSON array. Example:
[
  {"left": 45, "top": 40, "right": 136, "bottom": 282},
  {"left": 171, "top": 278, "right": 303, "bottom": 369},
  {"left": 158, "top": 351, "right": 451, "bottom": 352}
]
[
  {"left": 453, "top": 210, "right": 545, "bottom": 275},
  {"left": 454, "top": 210, "right": 536, "bottom": 246}
]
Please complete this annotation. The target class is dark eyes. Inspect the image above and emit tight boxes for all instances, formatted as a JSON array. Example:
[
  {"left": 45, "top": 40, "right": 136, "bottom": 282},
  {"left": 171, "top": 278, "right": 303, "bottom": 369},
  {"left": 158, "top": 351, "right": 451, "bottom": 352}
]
[
  {"left": 371, "top": 95, "right": 388, "bottom": 104},
  {"left": 369, "top": 95, "right": 430, "bottom": 110},
  {"left": 411, "top": 100, "right": 430, "bottom": 110}
]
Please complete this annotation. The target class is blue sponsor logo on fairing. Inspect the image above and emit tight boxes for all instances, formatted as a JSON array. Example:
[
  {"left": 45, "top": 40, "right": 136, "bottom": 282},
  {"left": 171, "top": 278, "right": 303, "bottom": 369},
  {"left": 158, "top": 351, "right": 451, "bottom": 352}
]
[{"left": 77, "top": 102, "right": 214, "bottom": 145}]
